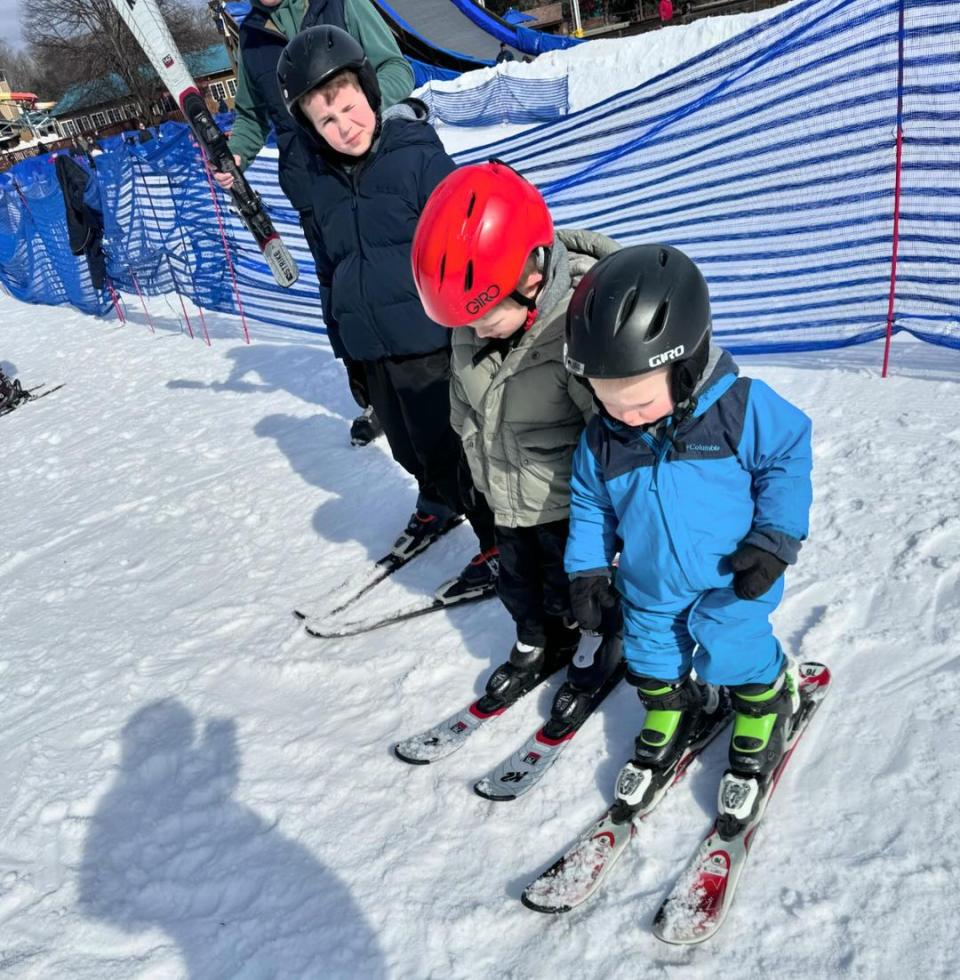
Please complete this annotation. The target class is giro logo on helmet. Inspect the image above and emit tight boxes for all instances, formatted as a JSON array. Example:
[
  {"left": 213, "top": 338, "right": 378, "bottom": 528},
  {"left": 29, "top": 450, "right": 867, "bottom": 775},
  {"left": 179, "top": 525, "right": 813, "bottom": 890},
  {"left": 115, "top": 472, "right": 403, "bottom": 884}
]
[
  {"left": 563, "top": 343, "right": 585, "bottom": 376},
  {"left": 466, "top": 285, "right": 501, "bottom": 315},
  {"left": 649, "top": 345, "right": 685, "bottom": 368}
]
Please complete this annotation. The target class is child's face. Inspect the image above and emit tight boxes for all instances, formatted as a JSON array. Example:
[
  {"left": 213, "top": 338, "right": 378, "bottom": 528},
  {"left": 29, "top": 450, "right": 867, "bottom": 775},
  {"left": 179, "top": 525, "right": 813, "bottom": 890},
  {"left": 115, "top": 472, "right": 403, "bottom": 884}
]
[
  {"left": 301, "top": 81, "right": 376, "bottom": 157},
  {"left": 470, "top": 297, "right": 528, "bottom": 339},
  {"left": 590, "top": 368, "right": 675, "bottom": 427},
  {"left": 469, "top": 258, "right": 543, "bottom": 339}
]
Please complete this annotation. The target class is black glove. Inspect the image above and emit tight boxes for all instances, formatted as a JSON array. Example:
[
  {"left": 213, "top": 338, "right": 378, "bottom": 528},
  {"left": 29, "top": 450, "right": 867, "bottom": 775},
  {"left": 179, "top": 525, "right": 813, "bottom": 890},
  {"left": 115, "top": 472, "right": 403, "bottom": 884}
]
[
  {"left": 343, "top": 358, "right": 369, "bottom": 409},
  {"left": 569, "top": 573, "right": 618, "bottom": 632},
  {"left": 729, "top": 543, "right": 787, "bottom": 600}
]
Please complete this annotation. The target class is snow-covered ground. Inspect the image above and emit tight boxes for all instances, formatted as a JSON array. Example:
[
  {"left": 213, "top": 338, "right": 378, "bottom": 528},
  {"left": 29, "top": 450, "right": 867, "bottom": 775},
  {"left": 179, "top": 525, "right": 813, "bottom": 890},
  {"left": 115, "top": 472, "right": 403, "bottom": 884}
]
[
  {"left": 3, "top": 4, "right": 960, "bottom": 977},
  {"left": 3, "top": 294, "right": 959, "bottom": 979}
]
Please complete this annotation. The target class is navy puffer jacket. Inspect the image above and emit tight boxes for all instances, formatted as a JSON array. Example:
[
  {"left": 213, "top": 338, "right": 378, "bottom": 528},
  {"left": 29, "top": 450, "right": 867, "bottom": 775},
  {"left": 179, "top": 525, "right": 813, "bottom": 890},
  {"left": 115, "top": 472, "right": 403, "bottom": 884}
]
[{"left": 301, "top": 102, "right": 455, "bottom": 362}]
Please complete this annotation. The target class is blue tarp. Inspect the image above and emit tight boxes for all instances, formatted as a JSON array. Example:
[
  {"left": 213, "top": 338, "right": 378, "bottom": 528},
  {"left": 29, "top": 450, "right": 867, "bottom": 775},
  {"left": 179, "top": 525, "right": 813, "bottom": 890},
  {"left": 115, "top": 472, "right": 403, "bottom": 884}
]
[{"left": 2, "top": 0, "right": 958, "bottom": 352}]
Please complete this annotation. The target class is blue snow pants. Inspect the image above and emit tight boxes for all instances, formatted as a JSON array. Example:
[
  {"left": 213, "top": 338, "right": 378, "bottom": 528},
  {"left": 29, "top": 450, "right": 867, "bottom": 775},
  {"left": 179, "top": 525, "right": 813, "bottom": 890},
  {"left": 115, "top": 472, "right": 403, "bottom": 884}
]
[{"left": 621, "top": 578, "right": 786, "bottom": 687}]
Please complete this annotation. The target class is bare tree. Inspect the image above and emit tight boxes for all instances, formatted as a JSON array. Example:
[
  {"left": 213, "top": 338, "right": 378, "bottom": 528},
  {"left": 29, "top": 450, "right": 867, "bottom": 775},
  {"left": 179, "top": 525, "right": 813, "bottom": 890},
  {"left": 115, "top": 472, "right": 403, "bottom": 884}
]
[
  {"left": 24, "top": 0, "right": 219, "bottom": 114},
  {"left": 0, "top": 41, "right": 44, "bottom": 95}
]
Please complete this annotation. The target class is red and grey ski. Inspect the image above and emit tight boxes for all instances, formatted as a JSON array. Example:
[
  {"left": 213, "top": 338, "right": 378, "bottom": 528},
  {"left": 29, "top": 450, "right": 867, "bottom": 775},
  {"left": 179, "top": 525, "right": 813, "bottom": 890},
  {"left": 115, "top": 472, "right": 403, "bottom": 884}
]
[
  {"left": 394, "top": 658, "right": 567, "bottom": 765},
  {"left": 521, "top": 695, "right": 732, "bottom": 914},
  {"left": 474, "top": 651, "right": 626, "bottom": 802},
  {"left": 108, "top": 0, "right": 298, "bottom": 287},
  {"left": 652, "top": 661, "right": 831, "bottom": 945}
]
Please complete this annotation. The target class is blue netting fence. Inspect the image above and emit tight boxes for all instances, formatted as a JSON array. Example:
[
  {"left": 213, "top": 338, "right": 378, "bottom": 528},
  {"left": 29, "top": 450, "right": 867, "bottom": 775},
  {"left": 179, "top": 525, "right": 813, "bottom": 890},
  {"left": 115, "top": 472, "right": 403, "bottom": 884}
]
[
  {"left": 1, "top": 0, "right": 957, "bottom": 353},
  {"left": 418, "top": 72, "right": 568, "bottom": 126}
]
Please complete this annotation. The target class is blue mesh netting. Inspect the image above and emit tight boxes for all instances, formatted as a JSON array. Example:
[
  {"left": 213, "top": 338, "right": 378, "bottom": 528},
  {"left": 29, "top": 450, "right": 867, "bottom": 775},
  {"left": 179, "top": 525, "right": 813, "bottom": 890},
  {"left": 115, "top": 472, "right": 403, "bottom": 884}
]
[
  {"left": 457, "top": 0, "right": 960, "bottom": 352},
  {"left": 418, "top": 72, "right": 568, "bottom": 126},
  {"left": 1, "top": 0, "right": 957, "bottom": 352}
]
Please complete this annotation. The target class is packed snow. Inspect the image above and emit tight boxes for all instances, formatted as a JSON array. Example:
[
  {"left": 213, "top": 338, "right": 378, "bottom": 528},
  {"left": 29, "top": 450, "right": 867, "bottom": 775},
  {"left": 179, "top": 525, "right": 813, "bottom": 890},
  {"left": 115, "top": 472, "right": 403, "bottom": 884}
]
[{"left": 2, "top": 5, "right": 959, "bottom": 979}]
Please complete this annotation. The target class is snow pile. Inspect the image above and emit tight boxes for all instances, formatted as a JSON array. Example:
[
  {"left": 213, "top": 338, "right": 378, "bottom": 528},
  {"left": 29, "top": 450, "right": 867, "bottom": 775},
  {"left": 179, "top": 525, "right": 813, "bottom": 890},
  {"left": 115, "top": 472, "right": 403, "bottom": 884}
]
[{"left": 419, "top": 3, "right": 786, "bottom": 111}]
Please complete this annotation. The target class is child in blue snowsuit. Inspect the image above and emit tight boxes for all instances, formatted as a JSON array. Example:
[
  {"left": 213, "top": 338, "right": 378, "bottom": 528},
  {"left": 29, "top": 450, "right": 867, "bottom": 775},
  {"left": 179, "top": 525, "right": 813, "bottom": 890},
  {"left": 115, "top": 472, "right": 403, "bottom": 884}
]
[{"left": 562, "top": 244, "right": 813, "bottom": 789}]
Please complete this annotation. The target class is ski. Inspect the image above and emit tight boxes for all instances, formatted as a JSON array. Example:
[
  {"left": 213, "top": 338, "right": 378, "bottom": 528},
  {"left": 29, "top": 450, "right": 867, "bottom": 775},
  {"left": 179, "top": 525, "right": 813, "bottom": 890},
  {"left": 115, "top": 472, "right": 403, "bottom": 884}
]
[
  {"left": 652, "top": 661, "right": 831, "bottom": 945},
  {"left": 0, "top": 383, "right": 64, "bottom": 417},
  {"left": 304, "top": 585, "right": 496, "bottom": 639},
  {"left": 394, "top": 656, "right": 568, "bottom": 765},
  {"left": 521, "top": 696, "right": 733, "bottom": 914},
  {"left": 108, "top": 0, "right": 298, "bottom": 287},
  {"left": 293, "top": 517, "right": 466, "bottom": 623},
  {"left": 474, "top": 650, "right": 626, "bottom": 802}
]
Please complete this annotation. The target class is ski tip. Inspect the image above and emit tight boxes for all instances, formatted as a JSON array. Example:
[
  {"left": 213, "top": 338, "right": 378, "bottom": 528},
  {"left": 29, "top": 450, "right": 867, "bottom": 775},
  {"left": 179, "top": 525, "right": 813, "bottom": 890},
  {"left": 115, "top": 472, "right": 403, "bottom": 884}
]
[
  {"left": 520, "top": 892, "right": 570, "bottom": 915},
  {"left": 473, "top": 782, "right": 516, "bottom": 802},
  {"left": 394, "top": 746, "right": 431, "bottom": 766}
]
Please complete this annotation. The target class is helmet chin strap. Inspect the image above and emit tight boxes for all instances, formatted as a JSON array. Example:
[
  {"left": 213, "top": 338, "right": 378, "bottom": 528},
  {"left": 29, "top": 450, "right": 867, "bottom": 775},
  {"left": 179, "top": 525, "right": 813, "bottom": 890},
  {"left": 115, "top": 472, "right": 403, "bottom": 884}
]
[{"left": 509, "top": 245, "right": 552, "bottom": 330}]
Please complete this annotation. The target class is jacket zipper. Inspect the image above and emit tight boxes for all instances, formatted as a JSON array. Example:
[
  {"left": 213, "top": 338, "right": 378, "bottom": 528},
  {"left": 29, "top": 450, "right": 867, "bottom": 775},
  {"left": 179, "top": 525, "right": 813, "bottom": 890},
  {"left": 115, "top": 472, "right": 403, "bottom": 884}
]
[{"left": 643, "top": 423, "right": 696, "bottom": 592}]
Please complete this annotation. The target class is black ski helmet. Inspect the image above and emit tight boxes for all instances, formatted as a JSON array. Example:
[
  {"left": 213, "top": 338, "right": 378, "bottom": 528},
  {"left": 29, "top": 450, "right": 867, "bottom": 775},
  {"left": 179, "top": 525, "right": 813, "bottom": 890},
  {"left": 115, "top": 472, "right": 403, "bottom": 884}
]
[
  {"left": 565, "top": 244, "right": 712, "bottom": 399},
  {"left": 277, "top": 25, "right": 382, "bottom": 132}
]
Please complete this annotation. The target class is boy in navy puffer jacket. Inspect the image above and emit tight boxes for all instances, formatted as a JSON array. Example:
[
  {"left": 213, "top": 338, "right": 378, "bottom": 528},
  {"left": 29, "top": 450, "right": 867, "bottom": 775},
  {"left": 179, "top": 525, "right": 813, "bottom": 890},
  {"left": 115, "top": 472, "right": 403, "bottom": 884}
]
[
  {"left": 277, "top": 26, "right": 497, "bottom": 594},
  {"left": 563, "top": 244, "right": 813, "bottom": 816}
]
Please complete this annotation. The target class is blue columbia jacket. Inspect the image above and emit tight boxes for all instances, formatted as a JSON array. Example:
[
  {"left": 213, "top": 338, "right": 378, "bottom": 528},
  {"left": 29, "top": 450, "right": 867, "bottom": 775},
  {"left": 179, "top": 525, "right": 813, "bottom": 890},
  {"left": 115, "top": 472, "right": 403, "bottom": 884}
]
[{"left": 564, "top": 349, "right": 812, "bottom": 610}]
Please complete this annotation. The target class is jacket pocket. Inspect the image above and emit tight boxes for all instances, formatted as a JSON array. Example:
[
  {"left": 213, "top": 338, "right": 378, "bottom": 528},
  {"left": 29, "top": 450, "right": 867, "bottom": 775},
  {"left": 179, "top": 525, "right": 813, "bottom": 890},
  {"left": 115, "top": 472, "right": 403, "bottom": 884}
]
[
  {"left": 516, "top": 423, "right": 583, "bottom": 458},
  {"left": 513, "top": 424, "right": 582, "bottom": 517}
]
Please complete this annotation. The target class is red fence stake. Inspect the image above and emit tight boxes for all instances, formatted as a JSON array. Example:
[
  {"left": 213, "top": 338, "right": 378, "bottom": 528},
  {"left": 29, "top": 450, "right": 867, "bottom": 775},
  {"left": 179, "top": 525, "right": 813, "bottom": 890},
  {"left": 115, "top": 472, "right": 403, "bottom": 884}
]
[{"left": 199, "top": 147, "right": 251, "bottom": 345}]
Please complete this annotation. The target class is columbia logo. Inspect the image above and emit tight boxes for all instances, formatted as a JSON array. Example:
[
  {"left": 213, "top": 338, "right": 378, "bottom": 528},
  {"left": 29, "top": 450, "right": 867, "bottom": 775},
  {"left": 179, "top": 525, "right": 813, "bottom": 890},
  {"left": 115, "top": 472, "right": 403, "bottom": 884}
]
[{"left": 686, "top": 443, "right": 722, "bottom": 452}]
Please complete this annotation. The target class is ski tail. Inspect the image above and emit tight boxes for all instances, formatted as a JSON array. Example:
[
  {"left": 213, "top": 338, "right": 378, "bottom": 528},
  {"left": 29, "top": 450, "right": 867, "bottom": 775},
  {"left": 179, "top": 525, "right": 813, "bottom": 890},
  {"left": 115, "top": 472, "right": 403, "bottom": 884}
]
[
  {"left": 520, "top": 698, "right": 732, "bottom": 914},
  {"left": 394, "top": 656, "right": 567, "bottom": 765},
  {"left": 107, "top": 0, "right": 298, "bottom": 287},
  {"left": 474, "top": 655, "right": 626, "bottom": 802},
  {"left": 652, "top": 662, "right": 831, "bottom": 945}
]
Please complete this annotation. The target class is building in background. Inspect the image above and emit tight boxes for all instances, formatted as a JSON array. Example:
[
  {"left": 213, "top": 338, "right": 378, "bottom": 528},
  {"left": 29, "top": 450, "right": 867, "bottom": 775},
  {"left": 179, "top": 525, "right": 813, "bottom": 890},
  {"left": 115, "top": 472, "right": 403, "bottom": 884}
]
[{"left": 49, "top": 44, "right": 236, "bottom": 143}]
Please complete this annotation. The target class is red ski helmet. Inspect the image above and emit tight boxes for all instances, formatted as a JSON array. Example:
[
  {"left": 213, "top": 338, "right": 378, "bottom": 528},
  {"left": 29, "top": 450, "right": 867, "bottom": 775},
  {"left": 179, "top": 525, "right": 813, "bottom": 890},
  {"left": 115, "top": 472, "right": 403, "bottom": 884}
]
[{"left": 412, "top": 160, "right": 554, "bottom": 327}]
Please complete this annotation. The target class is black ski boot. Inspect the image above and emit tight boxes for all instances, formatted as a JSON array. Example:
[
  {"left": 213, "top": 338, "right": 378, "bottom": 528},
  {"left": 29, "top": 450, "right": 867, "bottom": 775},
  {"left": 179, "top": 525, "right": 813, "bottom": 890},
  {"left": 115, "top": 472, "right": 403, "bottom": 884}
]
[
  {"left": 391, "top": 509, "right": 460, "bottom": 560},
  {"left": 434, "top": 547, "right": 499, "bottom": 604},
  {"left": 728, "top": 659, "right": 801, "bottom": 778},
  {"left": 350, "top": 406, "right": 382, "bottom": 446},
  {"left": 716, "top": 659, "right": 801, "bottom": 837},
  {"left": 0, "top": 371, "right": 27, "bottom": 414},
  {"left": 547, "top": 628, "right": 624, "bottom": 736},
  {"left": 613, "top": 674, "right": 721, "bottom": 817},
  {"left": 480, "top": 629, "right": 579, "bottom": 713}
]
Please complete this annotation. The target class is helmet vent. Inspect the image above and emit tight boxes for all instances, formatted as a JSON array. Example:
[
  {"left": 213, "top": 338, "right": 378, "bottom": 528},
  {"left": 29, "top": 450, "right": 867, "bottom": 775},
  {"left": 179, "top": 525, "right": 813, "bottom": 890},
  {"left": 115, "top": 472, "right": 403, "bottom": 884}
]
[
  {"left": 584, "top": 288, "right": 596, "bottom": 324},
  {"left": 439, "top": 254, "right": 446, "bottom": 284},
  {"left": 464, "top": 260, "right": 474, "bottom": 292},
  {"left": 618, "top": 287, "right": 639, "bottom": 331},
  {"left": 647, "top": 300, "right": 669, "bottom": 341},
  {"left": 466, "top": 193, "right": 477, "bottom": 218},
  {"left": 658, "top": 248, "right": 670, "bottom": 268}
]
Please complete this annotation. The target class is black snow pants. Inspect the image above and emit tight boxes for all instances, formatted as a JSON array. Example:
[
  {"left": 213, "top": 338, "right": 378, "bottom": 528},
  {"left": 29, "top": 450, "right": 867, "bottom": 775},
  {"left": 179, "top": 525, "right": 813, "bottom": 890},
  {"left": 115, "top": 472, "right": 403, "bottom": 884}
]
[
  {"left": 363, "top": 348, "right": 496, "bottom": 552},
  {"left": 495, "top": 519, "right": 575, "bottom": 648}
]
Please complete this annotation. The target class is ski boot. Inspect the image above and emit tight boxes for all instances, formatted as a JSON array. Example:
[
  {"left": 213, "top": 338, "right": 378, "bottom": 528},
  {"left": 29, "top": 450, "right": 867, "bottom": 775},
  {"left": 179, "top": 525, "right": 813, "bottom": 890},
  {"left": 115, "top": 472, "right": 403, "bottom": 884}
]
[
  {"left": 546, "top": 628, "right": 624, "bottom": 738},
  {"left": 350, "top": 406, "right": 382, "bottom": 446},
  {"left": 390, "top": 509, "right": 460, "bottom": 560},
  {"left": 614, "top": 674, "right": 722, "bottom": 817},
  {"left": 434, "top": 547, "right": 499, "bottom": 604},
  {"left": 479, "top": 630, "right": 578, "bottom": 714},
  {"left": 716, "top": 658, "right": 801, "bottom": 837}
]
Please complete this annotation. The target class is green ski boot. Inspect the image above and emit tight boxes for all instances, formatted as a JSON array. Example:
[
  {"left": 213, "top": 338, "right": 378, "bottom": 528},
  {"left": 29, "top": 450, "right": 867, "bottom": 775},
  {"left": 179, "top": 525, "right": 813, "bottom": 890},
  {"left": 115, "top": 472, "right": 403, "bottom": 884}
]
[{"left": 728, "top": 658, "right": 802, "bottom": 779}]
